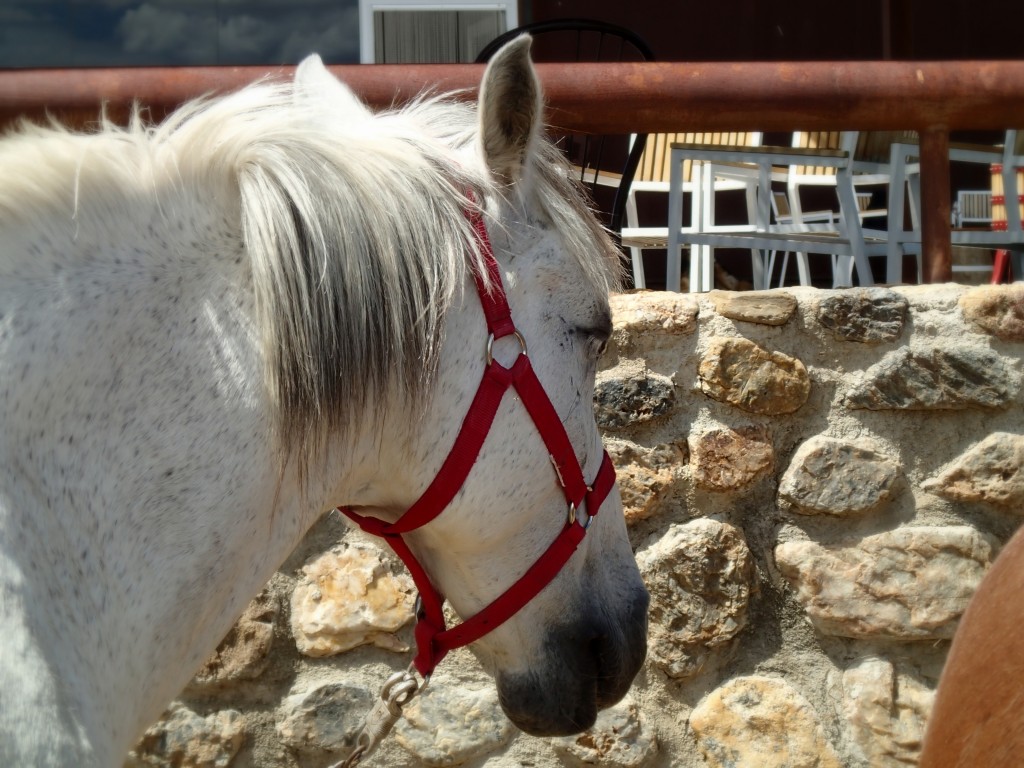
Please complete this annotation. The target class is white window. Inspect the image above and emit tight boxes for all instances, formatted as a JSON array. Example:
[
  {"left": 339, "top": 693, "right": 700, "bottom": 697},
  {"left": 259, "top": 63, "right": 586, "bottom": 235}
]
[{"left": 359, "top": 0, "right": 517, "bottom": 63}]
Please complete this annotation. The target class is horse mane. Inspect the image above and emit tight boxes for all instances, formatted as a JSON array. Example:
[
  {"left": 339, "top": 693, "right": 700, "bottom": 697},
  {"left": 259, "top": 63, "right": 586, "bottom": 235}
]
[{"left": 0, "top": 77, "right": 620, "bottom": 469}]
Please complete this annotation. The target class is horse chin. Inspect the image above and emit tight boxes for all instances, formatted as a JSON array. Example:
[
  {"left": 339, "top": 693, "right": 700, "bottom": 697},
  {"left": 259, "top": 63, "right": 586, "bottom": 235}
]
[{"left": 494, "top": 588, "right": 649, "bottom": 736}]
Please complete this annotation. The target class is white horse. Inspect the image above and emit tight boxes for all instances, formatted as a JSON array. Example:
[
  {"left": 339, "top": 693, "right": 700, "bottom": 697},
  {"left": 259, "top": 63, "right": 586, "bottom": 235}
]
[{"left": 0, "top": 37, "right": 647, "bottom": 766}]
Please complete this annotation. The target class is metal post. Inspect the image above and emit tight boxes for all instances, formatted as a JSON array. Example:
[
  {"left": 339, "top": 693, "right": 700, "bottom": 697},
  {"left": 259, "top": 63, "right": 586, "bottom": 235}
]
[{"left": 919, "top": 127, "right": 953, "bottom": 283}]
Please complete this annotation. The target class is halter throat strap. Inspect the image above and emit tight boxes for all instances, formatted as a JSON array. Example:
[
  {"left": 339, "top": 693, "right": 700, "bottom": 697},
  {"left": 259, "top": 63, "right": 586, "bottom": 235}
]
[{"left": 339, "top": 204, "right": 615, "bottom": 678}]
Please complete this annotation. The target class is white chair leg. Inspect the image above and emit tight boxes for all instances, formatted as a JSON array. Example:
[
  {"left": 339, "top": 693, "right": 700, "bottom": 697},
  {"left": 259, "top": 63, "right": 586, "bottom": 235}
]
[
  {"left": 750, "top": 251, "right": 767, "bottom": 290},
  {"left": 777, "top": 251, "right": 791, "bottom": 287},
  {"left": 796, "top": 253, "right": 812, "bottom": 286},
  {"left": 908, "top": 173, "right": 923, "bottom": 283},
  {"left": 666, "top": 152, "right": 686, "bottom": 292},
  {"left": 700, "top": 248, "right": 714, "bottom": 292},
  {"left": 833, "top": 255, "right": 854, "bottom": 288},
  {"left": 765, "top": 250, "right": 779, "bottom": 287},
  {"left": 624, "top": 193, "right": 646, "bottom": 289},
  {"left": 836, "top": 171, "right": 874, "bottom": 286},
  {"left": 629, "top": 248, "right": 646, "bottom": 290},
  {"left": 786, "top": 180, "right": 815, "bottom": 287},
  {"left": 886, "top": 148, "right": 907, "bottom": 285},
  {"left": 745, "top": 179, "right": 765, "bottom": 289},
  {"left": 698, "top": 162, "right": 716, "bottom": 291}
]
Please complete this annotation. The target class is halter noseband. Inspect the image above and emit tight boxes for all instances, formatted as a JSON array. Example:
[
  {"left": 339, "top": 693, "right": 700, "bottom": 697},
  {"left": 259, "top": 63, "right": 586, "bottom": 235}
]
[{"left": 338, "top": 204, "right": 616, "bottom": 679}]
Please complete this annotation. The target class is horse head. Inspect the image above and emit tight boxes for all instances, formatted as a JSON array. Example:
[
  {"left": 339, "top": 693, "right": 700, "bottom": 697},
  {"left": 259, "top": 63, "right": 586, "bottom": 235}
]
[{"left": 310, "top": 39, "right": 649, "bottom": 735}]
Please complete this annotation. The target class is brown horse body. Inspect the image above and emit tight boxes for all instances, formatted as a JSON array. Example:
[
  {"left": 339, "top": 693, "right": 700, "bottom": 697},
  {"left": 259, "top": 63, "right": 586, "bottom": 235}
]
[{"left": 920, "top": 523, "right": 1024, "bottom": 767}]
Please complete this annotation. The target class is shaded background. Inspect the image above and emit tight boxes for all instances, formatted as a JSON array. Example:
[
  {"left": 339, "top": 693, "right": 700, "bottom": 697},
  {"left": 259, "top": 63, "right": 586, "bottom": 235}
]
[
  {"left": 3, "top": 0, "right": 1021, "bottom": 69},
  {"left": 3, "top": 0, "right": 1021, "bottom": 288}
]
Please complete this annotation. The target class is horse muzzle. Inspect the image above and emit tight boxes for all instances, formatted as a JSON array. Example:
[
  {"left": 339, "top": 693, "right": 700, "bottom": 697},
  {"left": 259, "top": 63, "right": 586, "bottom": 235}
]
[{"left": 495, "top": 584, "right": 649, "bottom": 736}]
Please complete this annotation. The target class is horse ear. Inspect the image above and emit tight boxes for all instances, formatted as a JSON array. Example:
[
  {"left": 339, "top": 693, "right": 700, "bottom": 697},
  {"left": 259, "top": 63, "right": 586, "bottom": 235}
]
[
  {"left": 294, "top": 54, "right": 370, "bottom": 119},
  {"left": 478, "top": 35, "right": 542, "bottom": 184}
]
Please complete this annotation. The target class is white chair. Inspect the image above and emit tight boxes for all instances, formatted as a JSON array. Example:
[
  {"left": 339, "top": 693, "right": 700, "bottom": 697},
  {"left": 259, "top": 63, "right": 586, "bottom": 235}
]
[
  {"left": 771, "top": 131, "right": 904, "bottom": 286},
  {"left": 765, "top": 189, "right": 840, "bottom": 287},
  {"left": 954, "top": 190, "right": 993, "bottom": 228},
  {"left": 948, "top": 190, "right": 996, "bottom": 282},
  {"left": 619, "top": 131, "right": 762, "bottom": 289},
  {"left": 666, "top": 132, "right": 920, "bottom": 291},
  {"left": 888, "top": 129, "right": 1024, "bottom": 283}
]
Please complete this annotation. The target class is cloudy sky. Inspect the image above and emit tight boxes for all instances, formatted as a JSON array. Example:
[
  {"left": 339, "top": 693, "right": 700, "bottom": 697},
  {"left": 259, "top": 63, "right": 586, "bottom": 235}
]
[{"left": 0, "top": 0, "right": 362, "bottom": 67}]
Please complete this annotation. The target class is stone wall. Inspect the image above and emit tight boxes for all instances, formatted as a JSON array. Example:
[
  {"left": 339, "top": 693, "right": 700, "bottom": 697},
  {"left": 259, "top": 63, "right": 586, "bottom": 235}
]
[{"left": 128, "top": 283, "right": 1024, "bottom": 768}]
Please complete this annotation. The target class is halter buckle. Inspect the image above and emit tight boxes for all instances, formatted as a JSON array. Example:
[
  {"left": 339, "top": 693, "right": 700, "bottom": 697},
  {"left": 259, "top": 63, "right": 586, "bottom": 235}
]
[
  {"left": 485, "top": 331, "right": 528, "bottom": 367},
  {"left": 549, "top": 455, "right": 567, "bottom": 489}
]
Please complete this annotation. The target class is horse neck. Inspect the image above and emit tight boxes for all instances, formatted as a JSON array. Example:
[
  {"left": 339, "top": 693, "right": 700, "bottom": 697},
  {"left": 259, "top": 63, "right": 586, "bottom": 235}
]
[{"left": 0, "top": 181, "right": 358, "bottom": 763}]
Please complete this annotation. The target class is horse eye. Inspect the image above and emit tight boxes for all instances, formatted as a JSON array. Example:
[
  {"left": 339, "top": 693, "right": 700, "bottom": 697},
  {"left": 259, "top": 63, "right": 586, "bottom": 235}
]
[
  {"left": 576, "top": 313, "right": 612, "bottom": 359},
  {"left": 578, "top": 327, "right": 609, "bottom": 358}
]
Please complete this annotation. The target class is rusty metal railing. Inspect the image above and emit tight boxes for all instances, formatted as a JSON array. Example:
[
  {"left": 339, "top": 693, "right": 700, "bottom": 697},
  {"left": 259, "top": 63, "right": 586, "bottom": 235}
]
[{"left": 4, "top": 60, "right": 1024, "bottom": 282}]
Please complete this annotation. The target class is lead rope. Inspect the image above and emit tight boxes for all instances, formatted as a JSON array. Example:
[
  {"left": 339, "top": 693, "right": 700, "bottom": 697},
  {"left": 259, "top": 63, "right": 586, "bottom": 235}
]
[{"left": 331, "top": 665, "right": 425, "bottom": 767}]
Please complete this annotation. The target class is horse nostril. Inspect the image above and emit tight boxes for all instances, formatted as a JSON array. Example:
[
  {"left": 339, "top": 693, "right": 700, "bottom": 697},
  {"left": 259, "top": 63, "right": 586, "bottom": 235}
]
[
  {"left": 591, "top": 590, "right": 649, "bottom": 709},
  {"left": 568, "top": 623, "right": 619, "bottom": 706},
  {"left": 588, "top": 633, "right": 623, "bottom": 708}
]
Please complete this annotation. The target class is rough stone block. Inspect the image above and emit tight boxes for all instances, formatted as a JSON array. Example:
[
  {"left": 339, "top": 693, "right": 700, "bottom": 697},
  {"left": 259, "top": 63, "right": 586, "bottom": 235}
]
[
  {"left": 959, "top": 284, "right": 1024, "bottom": 341},
  {"left": 552, "top": 697, "right": 658, "bottom": 767},
  {"left": 698, "top": 337, "right": 810, "bottom": 415},
  {"left": 595, "top": 362, "right": 677, "bottom": 429},
  {"left": 923, "top": 432, "right": 1024, "bottom": 509},
  {"left": 710, "top": 290, "right": 798, "bottom": 326},
  {"left": 129, "top": 706, "right": 244, "bottom": 768},
  {"left": 610, "top": 291, "right": 699, "bottom": 341},
  {"left": 779, "top": 435, "right": 901, "bottom": 515},
  {"left": 831, "top": 657, "right": 934, "bottom": 767},
  {"left": 290, "top": 539, "right": 415, "bottom": 656},
  {"left": 775, "top": 526, "right": 997, "bottom": 640},
  {"left": 690, "top": 676, "right": 843, "bottom": 768},
  {"left": 276, "top": 682, "right": 372, "bottom": 754},
  {"left": 192, "top": 589, "right": 279, "bottom": 687},
  {"left": 817, "top": 288, "right": 908, "bottom": 342},
  {"left": 394, "top": 682, "right": 513, "bottom": 766},
  {"left": 690, "top": 424, "right": 774, "bottom": 491},
  {"left": 844, "top": 345, "right": 1018, "bottom": 410},
  {"left": 638, "top": 518, "right": 755, "bottom": 679},
  {"left": 605, "top": 438, "right": 687, "bottom": 524}
]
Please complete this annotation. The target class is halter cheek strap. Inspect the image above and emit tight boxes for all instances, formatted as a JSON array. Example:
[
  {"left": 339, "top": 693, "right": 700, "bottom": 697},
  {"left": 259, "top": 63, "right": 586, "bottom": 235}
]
[{"left": 338, "top": 204, "right": 616, "bottom": 678}]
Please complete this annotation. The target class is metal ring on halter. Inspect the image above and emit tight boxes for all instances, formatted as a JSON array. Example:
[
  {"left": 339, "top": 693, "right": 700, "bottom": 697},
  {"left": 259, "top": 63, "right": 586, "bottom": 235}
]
[
  {"left": 567, "top": 502, "right": 592, "bottom": 530},
  {"left": 485, "top": 331, "right": 528, "bottom": 367}
]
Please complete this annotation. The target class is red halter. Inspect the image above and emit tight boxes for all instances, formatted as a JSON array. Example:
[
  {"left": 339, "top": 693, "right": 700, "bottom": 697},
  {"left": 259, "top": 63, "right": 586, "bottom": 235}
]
[{"left": 339, "top": 205, "right": 616, "bottom": 678}]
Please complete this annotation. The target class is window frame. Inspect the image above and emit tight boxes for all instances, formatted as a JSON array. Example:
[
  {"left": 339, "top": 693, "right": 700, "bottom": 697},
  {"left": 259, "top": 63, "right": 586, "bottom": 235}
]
[{"left": 358, "top": 0, "right": 517, "bottom": 63}]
